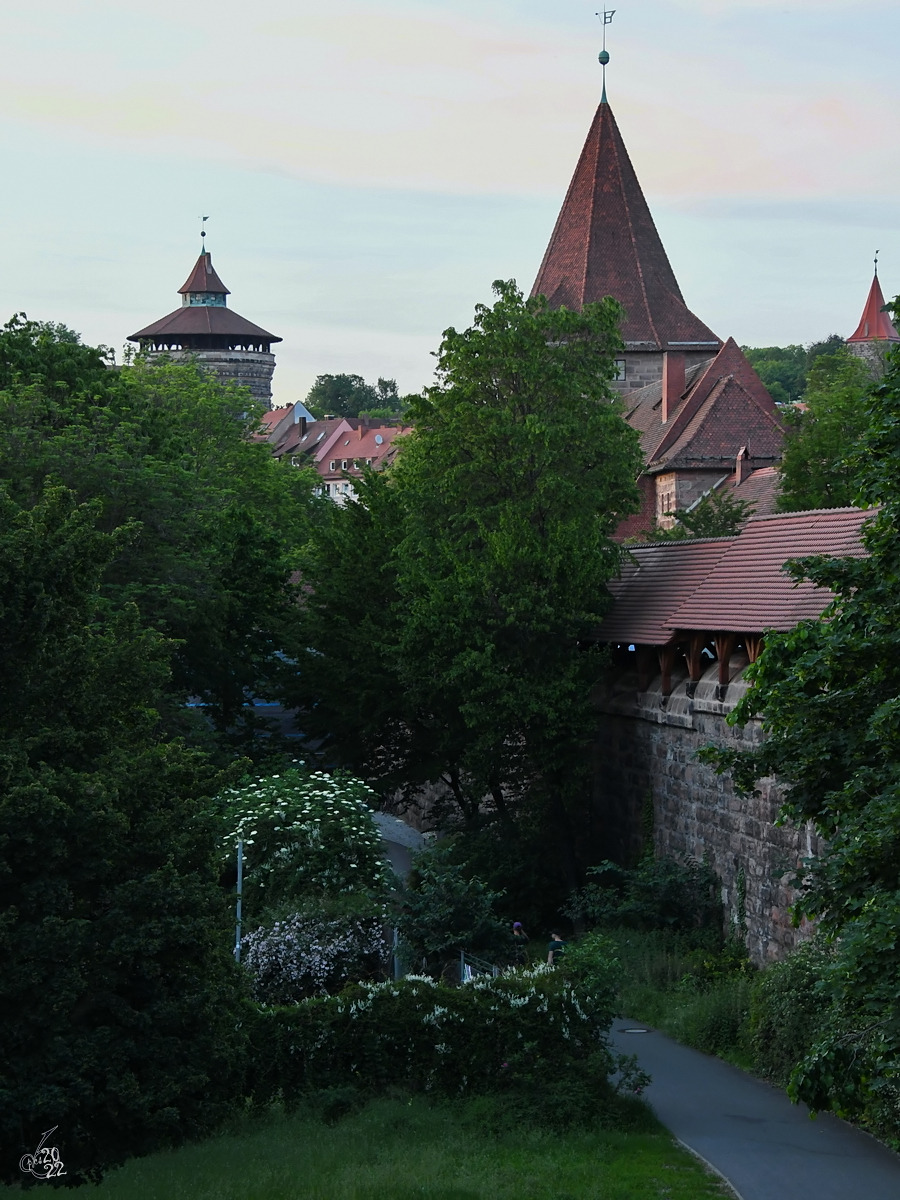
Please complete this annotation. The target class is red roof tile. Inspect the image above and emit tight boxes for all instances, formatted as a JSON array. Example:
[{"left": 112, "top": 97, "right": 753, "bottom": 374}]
[
  {"left": 847, "top": 272, "right": 900, "bottom": 343},
  {"left": 598, "top": 507, "right": 871, "bottom": 644},
  {"left": 179, "top": 252, "right": 230, "bottom": 295},
  {"left": 730, "top": 466, "right": 780, "bottom": 516},
  {"left": 531, "top": 102, "right": 720, "bottom": 350},
  {"left": 129, "top": 305, "right": 281, "bottom": 342},
  {"left": 668, "top": 507, "right": 871, "bottom": 633},
  {"left": 622, "top": 339, "right": 782, "bottom": 473},
  {"left": 597, "top": 539, "right": 735, "bottom": 644}
]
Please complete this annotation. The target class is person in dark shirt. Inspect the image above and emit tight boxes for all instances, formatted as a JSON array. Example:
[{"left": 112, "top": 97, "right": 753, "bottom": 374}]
[
  {"left": 547, "top": 931, "right": 568, "bottom": 965},
  {"left": 512, "top": 921, "right": 529, "bottom": 964}
]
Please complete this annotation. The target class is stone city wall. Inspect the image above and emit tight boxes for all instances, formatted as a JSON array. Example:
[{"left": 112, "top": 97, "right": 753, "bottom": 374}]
[{"left": 593, "top": 658, "right": 819, "bottom": 963}]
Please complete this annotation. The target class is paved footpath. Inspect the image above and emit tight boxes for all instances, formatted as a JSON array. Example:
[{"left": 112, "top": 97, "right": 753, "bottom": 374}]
[{"left": 610, "top": 1022, "right": 900, "bottom": 1200}]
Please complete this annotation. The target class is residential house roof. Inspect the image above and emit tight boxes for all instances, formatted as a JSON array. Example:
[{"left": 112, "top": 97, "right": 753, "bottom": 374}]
[{"left": 622, "top": 338, "right": 783, "bottom": 474}]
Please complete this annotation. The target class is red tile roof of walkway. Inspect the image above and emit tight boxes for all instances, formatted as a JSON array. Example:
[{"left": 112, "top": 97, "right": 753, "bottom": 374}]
[{"left": 597, "top": 507, "right": 872, "bottom": 644}]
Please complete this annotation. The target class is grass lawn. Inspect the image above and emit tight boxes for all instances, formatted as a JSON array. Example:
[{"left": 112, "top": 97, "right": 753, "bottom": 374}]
[{"left": 7, "top": 1097, "right": 733, "bottom": 1199}]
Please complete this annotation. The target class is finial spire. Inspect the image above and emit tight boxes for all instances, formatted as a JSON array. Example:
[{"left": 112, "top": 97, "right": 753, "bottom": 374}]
[
  {"left": 875, "top": 249, "right": 880, "bottom": 277},
  {"left": 597, "top": 10, "right": 615, "bottom": 103},
  {"left": 199, "top": 214, "right": 210, "bottom": 255}
]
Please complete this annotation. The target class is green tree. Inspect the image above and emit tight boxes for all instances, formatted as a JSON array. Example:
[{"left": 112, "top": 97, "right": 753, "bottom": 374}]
[
  {"left": 0, "top": 312, "right": 113, "bottom": 397},
  {"left": 293, "top": 281, "right": 641, "bottom": 898},
  {"left": 304, "top": 373, "right": 405, "bottom": 419},
  {"left": 777, "top": 347, "right": 873, "bottom": 511},
  {"left": 0, "top": 486, "right": 246, "bottom": 1184},
  {"left": 742, "top": 336, "right": 846, "bottom": 406},
  {"left": 0, "top": 355, "right": 316, "bottom": 754},
  {"left": 705, "top": 324, "right": 900, "bottom": 1129},
  {"left": 644, "top": 486, "right": 753, "bottom": 542},
  {"left": 398, "top": 846, "right": 508, "bottom": 973}
]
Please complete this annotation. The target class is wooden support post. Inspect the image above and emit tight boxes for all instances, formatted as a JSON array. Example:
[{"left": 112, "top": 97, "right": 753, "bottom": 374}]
[
  {"left": 685, "top": 631, "right": 706, "bottom": 698},
  {"left": 657, "top": 640, "right": 678, "bottom": 702},
  {"left": 714, "top": 632, "right": 737, "bottom": 700},
  {"left": 744, "top": 635, "right": 765, "bottom": 664}
]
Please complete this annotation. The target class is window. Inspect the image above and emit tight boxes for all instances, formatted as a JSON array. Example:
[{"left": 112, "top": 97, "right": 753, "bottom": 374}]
[
  {"left": 614, "top": 359, "right": 627, "bottom": 380},
  {"left": 329, "top": 460, "right": 337, "bottom": 471},
  {"left": 342, "top": 482, "right": 349, "bottom": 493},
  {"left": 366, "top": 458, "right": 372, "bottom": 466},
  {"left": 341, "top": 459, "right": 348, "bottom": 471}
]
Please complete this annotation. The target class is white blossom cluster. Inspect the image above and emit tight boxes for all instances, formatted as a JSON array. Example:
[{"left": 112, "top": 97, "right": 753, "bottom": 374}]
[
  {"left": 242, "top": 911, "right": 388, "bottom": 1003},
  {"left": 219, "top": 765, "right": 390, "bottom": 898}
]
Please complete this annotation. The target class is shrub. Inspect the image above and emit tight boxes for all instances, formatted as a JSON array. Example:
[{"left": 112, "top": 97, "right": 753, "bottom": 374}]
[
  {"left": 245, "top": 965, "right": 640, "bottom": 1128},
  {"left": 397, "top": 846, "right": 509, "bottom": 974},
  {"left": 748, "top": 940, "right": 831, "bottom": 1086},
  {"left": 219, "top": 767, "right": 391, "bottom": 917},
  {"left": 564, "top": 856, "right": 722, "bottom": 935},
  {"left": 242, "top": 911, "right": 388, "bottom": 1003}
]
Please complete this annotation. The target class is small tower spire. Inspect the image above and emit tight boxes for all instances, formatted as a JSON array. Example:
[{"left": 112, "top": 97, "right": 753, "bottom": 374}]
[
  {"left": 597, "top": 10, "right": 615, "bottom": 103},
  {"left": 199, "top": 214, "right": 210, "bottom": 255}
]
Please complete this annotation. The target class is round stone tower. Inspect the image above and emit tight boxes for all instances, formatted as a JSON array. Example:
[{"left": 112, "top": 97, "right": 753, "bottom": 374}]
[{"left": 129, "top": 249, "right": 281, "bottom": 408}]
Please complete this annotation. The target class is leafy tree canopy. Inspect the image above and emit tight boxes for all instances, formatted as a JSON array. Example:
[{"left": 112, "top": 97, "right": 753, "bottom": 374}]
[
  {"left": 0, "top": 485, "right": 246, "bottom": 1184},
  {"left": 291, "top": 280, "right": 642, "bottom": 898},
  {"left": 0, "top": 312, "right": 114, "bottom": 397},
  {"left": 304, "top": 372, "right": 407, "bottom": 419},
  {"left": 776, "top": 347, "right": 873, "bottom": 512},
  {"left": 0, "top": 350, "right": 317, "bottom": 755},
  {"left": 705, "top": 323, "right": 900, "bottom": 1123},
  {"left": 742, "top": 335, "right": 845, "bottom": 406},
  {"left": 639, "top": 486, "right": 753, "bottom": 542}
]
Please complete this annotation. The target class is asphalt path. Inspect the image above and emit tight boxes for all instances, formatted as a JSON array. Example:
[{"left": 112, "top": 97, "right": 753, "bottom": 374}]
[{"left": 610, "top": 1022, "right": 900, "bottom": 1200}]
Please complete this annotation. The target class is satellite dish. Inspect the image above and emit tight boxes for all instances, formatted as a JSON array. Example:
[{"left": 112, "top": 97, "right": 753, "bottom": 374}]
[{"left": 375, "top": 434, "right": 384, "bottom": 445}]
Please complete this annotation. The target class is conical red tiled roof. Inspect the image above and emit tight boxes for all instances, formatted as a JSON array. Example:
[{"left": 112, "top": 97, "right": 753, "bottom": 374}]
[
  {"left": 179, "top": 252, "right": 230, "bottom": 295},
  {"left": 531, "top": 102, "right": 720, "bottom": 350},
  {"left": 847, "top": 273, "right": 899, "bottom": 343}
]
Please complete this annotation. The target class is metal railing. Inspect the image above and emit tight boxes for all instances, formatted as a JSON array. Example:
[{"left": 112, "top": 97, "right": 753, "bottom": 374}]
[{"left": 459, "top": 950, "right": 500, "bottom": 982}]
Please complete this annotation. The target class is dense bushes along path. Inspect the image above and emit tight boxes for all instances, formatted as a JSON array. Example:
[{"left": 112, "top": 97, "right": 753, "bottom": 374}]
[{"left": 611, "top": 1023, "right": 900, "bottom": 1200}]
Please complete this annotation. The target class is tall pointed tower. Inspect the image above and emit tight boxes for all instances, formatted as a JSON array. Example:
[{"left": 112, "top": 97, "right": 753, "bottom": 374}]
[
  {"left": 532, "top": 96, "right": 720, "bottom": 392},
  {"left": 129, "top": 249, "right": 282, "bottom": 408},
  {"left": 847, "top": 266, "right": 899, "bottom": 374}
]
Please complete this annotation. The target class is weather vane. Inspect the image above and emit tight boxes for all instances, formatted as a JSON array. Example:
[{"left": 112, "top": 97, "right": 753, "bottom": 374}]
[
  {"left": 199, "top": 214, "right": 210, "bottom": 252},
  {"left": 596, "top": 10, "right": 615, "bottom": 102}
]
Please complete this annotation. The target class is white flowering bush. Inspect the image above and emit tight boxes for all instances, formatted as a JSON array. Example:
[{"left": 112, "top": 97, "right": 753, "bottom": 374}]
[
  {"left": 245, "top": 962, "right": 649, "bottom": 1129},
  {"left": 241, "top": 912, "right": 387, "bottom": 1003},
  {"left": 219, "top": 766, "right": 391, "bottom": 913}
]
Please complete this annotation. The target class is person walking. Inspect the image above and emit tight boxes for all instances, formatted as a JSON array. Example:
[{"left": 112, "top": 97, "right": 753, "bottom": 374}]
[
  {"left": 547, "top": 930, "right": 568, "bottom": 966},
  {"left": 512, "top": 921, "right": 529, "bottom": 964}
]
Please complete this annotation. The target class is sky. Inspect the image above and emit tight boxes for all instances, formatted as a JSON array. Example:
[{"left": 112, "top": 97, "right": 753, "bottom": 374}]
[{"left": 0, "top": 0, "right": 897, "bottom": 405}]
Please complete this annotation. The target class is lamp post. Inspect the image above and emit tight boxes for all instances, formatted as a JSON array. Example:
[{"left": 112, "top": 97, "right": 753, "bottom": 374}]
[{"left": 234, "top": 839, "right": 243, "bottom": 963}]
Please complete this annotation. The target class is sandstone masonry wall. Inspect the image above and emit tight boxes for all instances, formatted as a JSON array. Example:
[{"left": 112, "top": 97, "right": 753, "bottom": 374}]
[{"left": 594, "top": 660, "right": 819, "bottom": 962}]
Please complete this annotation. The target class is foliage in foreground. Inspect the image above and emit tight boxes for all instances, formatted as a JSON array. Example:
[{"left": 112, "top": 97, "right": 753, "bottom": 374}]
[
  {"left": 564, "top": 855, "right": 723, "bottom": 934},
  {"left": 0, "top": 324, "right": 316, "bottom": 757},
  {"left": 245, "top": 965, "right": 647, "bottom": 1131},
  {"left": 0, "top": 487, "right": 246, "bottom": 1185},
  {"left": 22, "top": 1096, "right": 731, "bottom": 1200},
  {"left": 397, "top": 845, "right": 509, "bottom": 975},
  {"left": 702, "top": 328, "right": 900, "bottom": 1138},
  {"left": 292, "top": 281, "right": 642, "bottom": 909},
  {"left": 219, "top": 768, "right": 389, "bottom": 916}
]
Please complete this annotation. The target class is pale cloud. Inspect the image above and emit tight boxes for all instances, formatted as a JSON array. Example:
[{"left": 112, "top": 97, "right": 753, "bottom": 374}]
[
  {"left": 0, "top": 0, "right": 897, "bottom": 398},
  {"left": 0, "top": 1, "right": 895, "bottom": 200}
]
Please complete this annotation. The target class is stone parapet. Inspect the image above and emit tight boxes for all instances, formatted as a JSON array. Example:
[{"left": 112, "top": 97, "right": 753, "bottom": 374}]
[{"left": 594, "top": 661, "right": 819, "bottom": 962}]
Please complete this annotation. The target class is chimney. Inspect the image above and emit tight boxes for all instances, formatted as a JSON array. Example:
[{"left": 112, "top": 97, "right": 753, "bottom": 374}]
[
  {"left": 661, "top": 352, "right": 685, "bottom": 423},
  {"left": 735, "top": 445, "right": 749, "bottom": 486}
]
